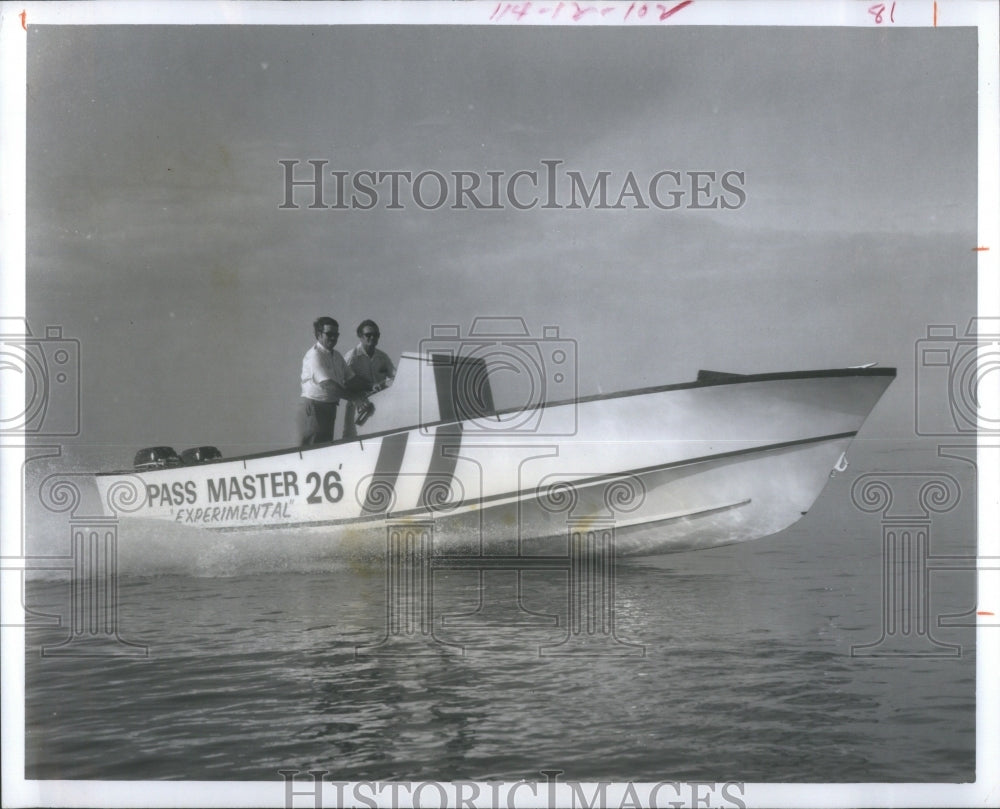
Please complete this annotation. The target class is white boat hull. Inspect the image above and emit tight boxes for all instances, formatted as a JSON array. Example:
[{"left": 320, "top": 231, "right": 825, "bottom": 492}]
[{"left": 94, "top": 369, "right": 894, "bottom": 555}]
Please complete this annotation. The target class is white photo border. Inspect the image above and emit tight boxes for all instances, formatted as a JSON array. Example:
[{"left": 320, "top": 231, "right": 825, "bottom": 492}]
[{"left": 1, "top": 1, "right": 997, "bottom": 807}]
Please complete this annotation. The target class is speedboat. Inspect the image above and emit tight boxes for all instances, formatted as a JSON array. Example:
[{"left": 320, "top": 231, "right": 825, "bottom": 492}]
[{"left": 94, "top": 351, "right": 894, "bottom": 555}]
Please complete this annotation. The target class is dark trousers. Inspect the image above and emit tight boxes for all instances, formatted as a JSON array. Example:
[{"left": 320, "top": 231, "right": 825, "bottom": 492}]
[{"left": 297, "top": 398, "right": 338, "bottom": 445}]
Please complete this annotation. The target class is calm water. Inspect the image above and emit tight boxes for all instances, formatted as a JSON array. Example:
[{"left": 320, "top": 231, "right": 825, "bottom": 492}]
[{"left": 21, "top": 442, "right": 977, "bottom": 782}]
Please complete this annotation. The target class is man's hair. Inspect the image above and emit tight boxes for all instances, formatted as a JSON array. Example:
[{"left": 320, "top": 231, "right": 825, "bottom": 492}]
[
  {"left": 357, "top": 319, "right": 380, "bottom": 338},
  {"left": 313, "top": 316, "right": 339, "bottom": 337}
]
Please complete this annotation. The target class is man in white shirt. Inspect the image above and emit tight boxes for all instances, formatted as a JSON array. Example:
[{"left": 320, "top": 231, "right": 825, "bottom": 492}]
[
  {"left": 343, "top": 319, "right": 395, "bottom": 438},
  {"left": 296, "top": 316, "right": 357, "bottom": 445}
]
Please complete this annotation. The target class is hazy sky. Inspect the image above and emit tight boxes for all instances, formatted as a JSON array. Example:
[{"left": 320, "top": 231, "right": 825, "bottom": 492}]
[{"left": 25, "top": 24, "right": 977, "bottom": 458}]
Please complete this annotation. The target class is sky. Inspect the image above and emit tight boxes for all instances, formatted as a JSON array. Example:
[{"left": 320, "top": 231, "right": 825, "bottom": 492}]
[{"left": 23, "top": 23, "right": 978, "bottom": 459}]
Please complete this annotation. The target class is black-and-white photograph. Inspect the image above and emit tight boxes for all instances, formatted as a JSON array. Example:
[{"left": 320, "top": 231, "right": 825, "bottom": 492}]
[{"left": 1, "top": 2, "right": 997, "bottom": 807}]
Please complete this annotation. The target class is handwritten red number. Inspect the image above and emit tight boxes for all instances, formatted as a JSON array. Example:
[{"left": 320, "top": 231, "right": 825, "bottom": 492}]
[
  {"left": 869, "top": 2, "right": 895, "bottom": 23},
  {"left": 490, "top": 2, "right": 533, "bottom": 21},
  {"left": 624, "top": 2, "right": 647, "bottom": 18},
  {"left": 499, "top": 0, "right": 689, "bottom": 23}
]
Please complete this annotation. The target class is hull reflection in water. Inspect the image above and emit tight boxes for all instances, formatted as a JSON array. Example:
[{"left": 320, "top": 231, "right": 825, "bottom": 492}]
[{"left": 94, "top": 354, "right": 895, "bottom": 556}]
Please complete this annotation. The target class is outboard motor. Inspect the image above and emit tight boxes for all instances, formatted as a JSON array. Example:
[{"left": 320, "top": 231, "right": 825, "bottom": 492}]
[
  {"left": 180, "top": 446, "right": 223, "bottom": 465},
  {"left": 133, "top": 446, "right": 183, "bottom": 470}
]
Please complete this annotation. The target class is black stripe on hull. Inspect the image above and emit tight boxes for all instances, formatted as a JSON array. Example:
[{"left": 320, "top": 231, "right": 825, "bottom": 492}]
[
  {"left": 361, "top": 432, "right": 410, "bottom": 514},
  {"left": 418, "top": 425, "right": 463, "bottom": 512}
]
